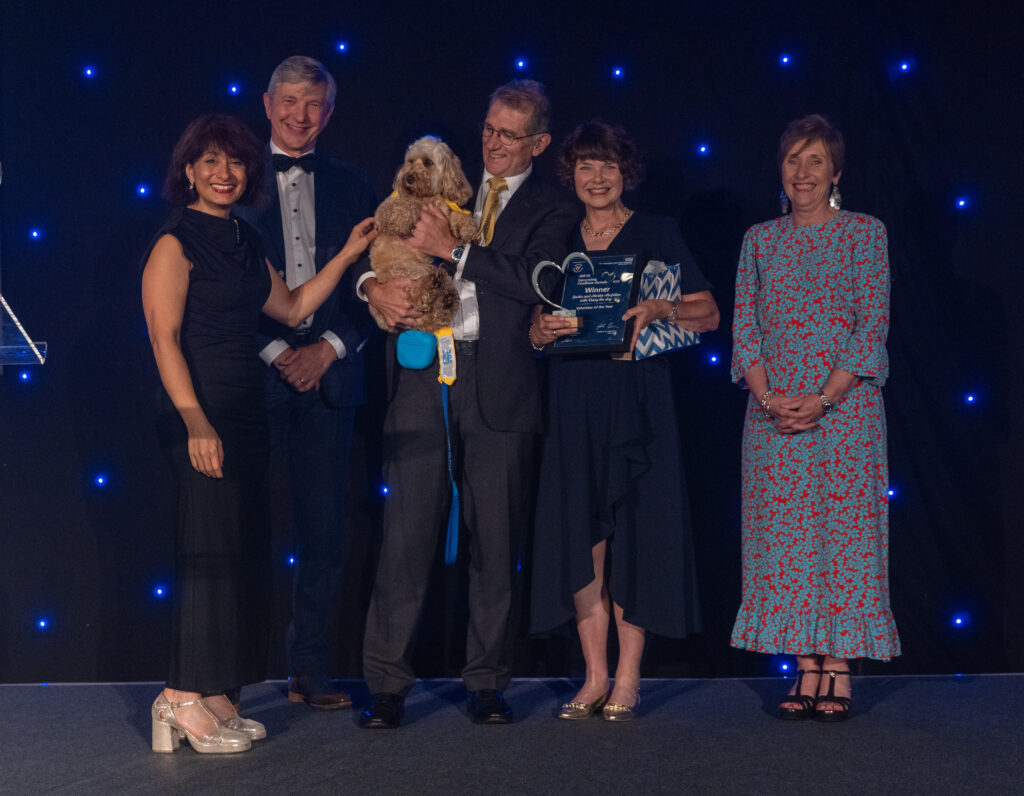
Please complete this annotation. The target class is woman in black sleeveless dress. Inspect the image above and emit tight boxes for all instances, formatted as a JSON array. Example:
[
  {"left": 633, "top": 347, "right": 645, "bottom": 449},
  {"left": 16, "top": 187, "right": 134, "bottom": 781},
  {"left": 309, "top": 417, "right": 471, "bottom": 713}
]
[{"left": 141, "top": 115, "right": 375, "bottom": 753}]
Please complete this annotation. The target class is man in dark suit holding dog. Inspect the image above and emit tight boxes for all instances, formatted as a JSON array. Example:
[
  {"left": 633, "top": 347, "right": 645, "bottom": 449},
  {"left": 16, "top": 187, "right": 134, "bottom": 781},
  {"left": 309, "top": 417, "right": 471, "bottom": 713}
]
[
  {"left": 357, "top": 80, "right": 575, "bottom": 727},
  {"left": 237, "top": 55, "right": 376, "bottom": 709}
]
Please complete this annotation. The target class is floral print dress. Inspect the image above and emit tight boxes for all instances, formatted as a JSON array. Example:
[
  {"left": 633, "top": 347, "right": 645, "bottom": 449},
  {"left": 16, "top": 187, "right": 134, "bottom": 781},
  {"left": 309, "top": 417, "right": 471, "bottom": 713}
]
[{"left": 730, "top": 211, "right": 900, "bottom": 660}]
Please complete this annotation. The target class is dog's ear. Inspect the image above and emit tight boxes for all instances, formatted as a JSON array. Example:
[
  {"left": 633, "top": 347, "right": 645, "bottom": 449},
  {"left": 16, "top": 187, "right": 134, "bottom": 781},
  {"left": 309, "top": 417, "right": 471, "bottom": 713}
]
[
  {"left": 391, "top": 161, "right": 407, "bottom": 194},
  {"left": 441, "top": 148, "right": 473, "bottom": 207}
]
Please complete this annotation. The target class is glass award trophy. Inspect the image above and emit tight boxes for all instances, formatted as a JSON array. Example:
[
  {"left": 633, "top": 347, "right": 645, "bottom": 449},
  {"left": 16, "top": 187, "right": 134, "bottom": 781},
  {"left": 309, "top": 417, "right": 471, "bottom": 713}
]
[{"left": 532, "top": 251, "right": 642, "bottom": 354}]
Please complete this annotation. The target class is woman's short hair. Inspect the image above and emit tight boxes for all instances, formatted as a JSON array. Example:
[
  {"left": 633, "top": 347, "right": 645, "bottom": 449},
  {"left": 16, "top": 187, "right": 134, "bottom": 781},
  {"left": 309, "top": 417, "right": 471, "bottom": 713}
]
[
  {"left": 556, "top": 120, "right": 644, "bottom": 190},
  {"left": 163, "top": 114, "right": 267, "bottom": 206},
  {"left": 777, "top": 114, "right": 845, "bottom": 175}
]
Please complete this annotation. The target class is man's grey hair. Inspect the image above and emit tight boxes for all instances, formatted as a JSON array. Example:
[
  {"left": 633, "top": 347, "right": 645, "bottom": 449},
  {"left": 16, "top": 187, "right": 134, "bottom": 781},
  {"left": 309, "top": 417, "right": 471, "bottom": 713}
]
[{"left": 267, "top": 55, "right": 337, "bottom": 108}]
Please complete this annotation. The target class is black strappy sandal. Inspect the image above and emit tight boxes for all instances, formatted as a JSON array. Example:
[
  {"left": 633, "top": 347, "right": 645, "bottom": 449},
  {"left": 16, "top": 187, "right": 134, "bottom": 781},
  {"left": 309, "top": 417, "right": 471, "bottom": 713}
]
[
  {"left": 778, "top": 669, "right": 821, "bottom": 720},
  {"left": 815, "top": 669, "right": 852, "bottom": 722}
]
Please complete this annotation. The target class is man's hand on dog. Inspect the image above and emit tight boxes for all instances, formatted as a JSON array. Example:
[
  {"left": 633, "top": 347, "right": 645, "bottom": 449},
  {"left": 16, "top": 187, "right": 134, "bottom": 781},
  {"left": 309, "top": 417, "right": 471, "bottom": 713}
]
[
  {"left": 365, "top": 277, "right": 422, "bottom": 329},
  {"left": 409, "top": 204, "right": 459, "bottom": 260}
]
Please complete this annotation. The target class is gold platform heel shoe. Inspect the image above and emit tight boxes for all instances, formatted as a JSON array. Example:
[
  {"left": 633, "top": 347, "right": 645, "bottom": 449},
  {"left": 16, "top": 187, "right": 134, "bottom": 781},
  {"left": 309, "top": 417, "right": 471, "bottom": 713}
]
[
  {"left": 557, "top": 691, "right": 610, "bottom": 720},
  {"left": 151, "top": 693, "right": 252, "bottom": 754},
  {"left": 219, "top": 714, "right": 267, "bottom": 740},
  {"left": 601, "top": 691, "right": 640, "bottom": 722},
  {"left": 205, "top": 694, "right": 267, "bottom": 740}
]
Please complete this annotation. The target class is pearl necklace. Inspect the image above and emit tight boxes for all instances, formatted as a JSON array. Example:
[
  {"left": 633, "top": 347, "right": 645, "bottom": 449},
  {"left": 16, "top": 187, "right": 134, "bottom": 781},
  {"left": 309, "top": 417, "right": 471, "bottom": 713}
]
[{"left": 583, "top": 208, "right": 632, "bottom": 238}]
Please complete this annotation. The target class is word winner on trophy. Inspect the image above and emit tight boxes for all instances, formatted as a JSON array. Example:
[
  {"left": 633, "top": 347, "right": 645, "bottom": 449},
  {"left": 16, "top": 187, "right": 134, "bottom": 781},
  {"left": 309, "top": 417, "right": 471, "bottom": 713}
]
[{"left": 531, "top": 252, "right": 642, "bottom": 354}]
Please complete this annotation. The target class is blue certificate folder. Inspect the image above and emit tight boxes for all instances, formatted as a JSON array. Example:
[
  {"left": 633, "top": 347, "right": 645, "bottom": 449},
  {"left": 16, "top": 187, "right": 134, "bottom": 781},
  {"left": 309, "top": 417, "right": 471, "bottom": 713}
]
[{"left": 551, "top": 253, "right": 641, "bottom": 353}]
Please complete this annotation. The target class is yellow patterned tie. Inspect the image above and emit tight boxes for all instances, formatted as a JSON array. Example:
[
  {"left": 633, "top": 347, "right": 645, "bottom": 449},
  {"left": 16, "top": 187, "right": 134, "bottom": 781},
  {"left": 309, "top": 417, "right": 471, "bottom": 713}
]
[{"left": 478, "top": 176, "right": 508, "bottom": 246}]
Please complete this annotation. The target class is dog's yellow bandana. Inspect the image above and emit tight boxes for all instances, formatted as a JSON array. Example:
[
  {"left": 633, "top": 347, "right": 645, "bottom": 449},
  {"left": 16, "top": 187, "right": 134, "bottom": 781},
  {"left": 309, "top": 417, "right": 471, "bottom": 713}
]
[{"left": 386, "top": 191, "right": 471, "bottom": 215}]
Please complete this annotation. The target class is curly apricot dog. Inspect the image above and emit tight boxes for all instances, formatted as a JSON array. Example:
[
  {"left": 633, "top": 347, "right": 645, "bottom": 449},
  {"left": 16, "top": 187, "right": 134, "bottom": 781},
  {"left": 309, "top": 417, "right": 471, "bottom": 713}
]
[{"left": 369, "top": 136, "right": 479, "bottom": 333}]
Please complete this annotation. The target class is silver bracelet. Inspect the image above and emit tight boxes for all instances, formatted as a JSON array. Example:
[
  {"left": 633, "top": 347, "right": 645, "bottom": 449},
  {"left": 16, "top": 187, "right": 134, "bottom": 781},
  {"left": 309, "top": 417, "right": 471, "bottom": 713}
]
[
  {"left": 817, "top": 389, "right": 834, "bottom": 414},
  {"left": 759, "top": 390, "right": 773, "bottom": 419},
  {"left": 528, "top": 322, "right": 545, "bottom": 352}
]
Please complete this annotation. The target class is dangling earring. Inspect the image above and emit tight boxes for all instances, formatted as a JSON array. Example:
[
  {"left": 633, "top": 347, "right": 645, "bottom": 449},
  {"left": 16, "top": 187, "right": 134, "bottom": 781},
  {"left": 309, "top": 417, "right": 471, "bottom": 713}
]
[
  {"left": 779, "top": 188, "right": 790, "bottom": 215},
  {"left": 188, "top": 181, "right": 195, "bottom": 192},
  {"left": 829, "top": 183, "right": 842, "bottom": 211}
]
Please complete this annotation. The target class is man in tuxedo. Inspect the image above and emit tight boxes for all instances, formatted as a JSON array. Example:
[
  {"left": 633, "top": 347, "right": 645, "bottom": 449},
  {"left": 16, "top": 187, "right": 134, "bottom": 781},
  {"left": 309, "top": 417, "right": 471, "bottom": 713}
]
[
  {"left": 357, "top": 80, "right": 575, "bottom": 727},
  {"left": 238, "top": 55, "right": 376, "bottom": 709}
]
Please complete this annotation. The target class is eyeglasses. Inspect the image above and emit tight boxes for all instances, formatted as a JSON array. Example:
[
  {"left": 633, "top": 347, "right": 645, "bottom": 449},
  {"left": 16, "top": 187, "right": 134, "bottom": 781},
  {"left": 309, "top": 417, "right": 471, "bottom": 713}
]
[{"left": 479, "top": 122, "right": 546, "bottom": 146}]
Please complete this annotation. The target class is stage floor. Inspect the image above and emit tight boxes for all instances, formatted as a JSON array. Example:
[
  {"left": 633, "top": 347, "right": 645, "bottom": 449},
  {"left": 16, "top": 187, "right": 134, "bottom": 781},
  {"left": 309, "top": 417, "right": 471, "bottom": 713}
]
[{"left": 0, "top": 675, "right": 1018, "bottom": 794}]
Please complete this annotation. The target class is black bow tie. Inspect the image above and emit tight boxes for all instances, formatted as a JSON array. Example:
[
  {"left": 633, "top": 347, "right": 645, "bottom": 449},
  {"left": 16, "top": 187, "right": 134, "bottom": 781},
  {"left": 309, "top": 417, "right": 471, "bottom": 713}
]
[{"left": 273, "top": 153, "right": 316, "bottom": 173}]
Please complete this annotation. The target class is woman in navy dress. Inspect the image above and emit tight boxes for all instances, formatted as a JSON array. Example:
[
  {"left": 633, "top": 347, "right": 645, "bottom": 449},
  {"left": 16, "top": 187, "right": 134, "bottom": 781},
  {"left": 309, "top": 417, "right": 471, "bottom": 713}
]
[
  {"left": 530, "top": 121, "right": 718, "bottom": 720},
  {"left": 141, "top": 115, "right": 375, "bottom": 753}
]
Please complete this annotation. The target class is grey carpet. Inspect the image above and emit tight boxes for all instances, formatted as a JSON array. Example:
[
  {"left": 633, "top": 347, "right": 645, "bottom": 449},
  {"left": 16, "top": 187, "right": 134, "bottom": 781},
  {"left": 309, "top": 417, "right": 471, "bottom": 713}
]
[{"left": 0, "top": 675, "right": 1018, "bottom": 794}]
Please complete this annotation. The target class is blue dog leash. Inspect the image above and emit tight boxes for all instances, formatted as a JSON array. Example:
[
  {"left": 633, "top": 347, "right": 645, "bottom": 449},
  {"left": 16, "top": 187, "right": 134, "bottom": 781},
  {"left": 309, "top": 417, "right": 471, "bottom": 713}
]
[{"left": 441, "top": 382, "right": 459, "bottom": 565}]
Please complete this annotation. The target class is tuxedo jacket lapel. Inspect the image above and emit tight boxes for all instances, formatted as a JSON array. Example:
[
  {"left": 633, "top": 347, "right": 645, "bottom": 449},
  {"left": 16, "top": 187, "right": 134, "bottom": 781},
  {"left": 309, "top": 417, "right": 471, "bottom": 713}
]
[{"left": 261, "top": 156, "right": 286, "bottom": 269}]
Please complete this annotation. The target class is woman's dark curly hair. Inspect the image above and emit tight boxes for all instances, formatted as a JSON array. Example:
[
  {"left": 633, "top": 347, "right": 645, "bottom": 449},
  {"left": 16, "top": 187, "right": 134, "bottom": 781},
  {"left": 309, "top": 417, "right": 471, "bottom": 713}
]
[
  {"left": 163, "top": 114, "right": 267, "bottom": 206},
  {"left": 556, "top": 120, "right": 644, "bottom": 191}
]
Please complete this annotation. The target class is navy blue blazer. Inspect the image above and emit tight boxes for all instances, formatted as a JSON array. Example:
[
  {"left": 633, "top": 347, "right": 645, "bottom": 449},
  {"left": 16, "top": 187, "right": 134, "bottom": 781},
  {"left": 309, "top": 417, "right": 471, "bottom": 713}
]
[{"left": 238, "top": 150, "right": 377, "bottom": 408}]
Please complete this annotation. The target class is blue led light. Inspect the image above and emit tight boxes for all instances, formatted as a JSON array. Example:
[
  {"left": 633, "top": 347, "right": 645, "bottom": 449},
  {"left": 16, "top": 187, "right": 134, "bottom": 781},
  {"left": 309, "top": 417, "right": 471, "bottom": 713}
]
[
  {"left": 952, "top": 613, "right": 969, "bottom": 627},
  {"left": 83, "top": 65, "right": 96, "bottom": 78},
  {"left": 965, "top": 393, "right": 976, "bottom": 404},
  {"left": 287, "top": 556, "right": 296, "bottom": 566},
  {"left": 94, "top": 474, "right": 107, "bottom": 487},
  {"left": 29, "top": 228, "right": 42, "bottom": 240},
  {"left": 956, "top": 197, "right": 968, "bottom": 209},
  {"left": 709, "top": 354, "right": 719, "bottom": 364},
  {"left": 228, "top": 83, "right": 240, "bottom": 95},
  {"left": 887, "top": 487, "right": 896, "bottom": 498},
  {"left": 19, "top": 371, "right": 31, "bottom": 381},
  {"left": 153, "top": 585, "right": 167, "bottom": 598},
  {"left": 780, "top": 662, "right": 790, "bottom": 672},
  {"left": 515, "top": 58, "right": 527, "bottom": 70},
  {"left": 697, "top": 143, "right": 710, "bottom": 156},
  {"left": 779, "top": 54, "right": 791, "bottom": 65},
  {"left": 900, "top": 62, "right": 910, "bottom": 72},
  {"left": 336, "top": 41, "right": 347, "bottom": 52},
  {"left": 381, "top": 485, "right": 389, "bottom": 496},
  {"left": 136, "top": 184, "right": 149, "bottom": 197},
  {"left": 37, "top": 618, "right": 49, "bottom": 630},
  {"left": 612, "top": 66, "right": 624, "bottom": 79}
]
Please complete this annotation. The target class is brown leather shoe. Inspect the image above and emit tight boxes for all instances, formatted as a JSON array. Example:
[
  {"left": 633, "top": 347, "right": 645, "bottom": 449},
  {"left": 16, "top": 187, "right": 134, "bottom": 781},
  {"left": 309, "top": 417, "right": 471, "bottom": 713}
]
[{"left": 287, "top": 675, "right": 352, "bottom": 710}]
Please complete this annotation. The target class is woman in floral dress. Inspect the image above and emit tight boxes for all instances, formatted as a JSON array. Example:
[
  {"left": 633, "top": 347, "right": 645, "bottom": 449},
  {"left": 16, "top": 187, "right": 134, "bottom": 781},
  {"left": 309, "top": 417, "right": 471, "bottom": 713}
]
[{"left": 730, "top": 115, "right": 900, "bottom": 721}]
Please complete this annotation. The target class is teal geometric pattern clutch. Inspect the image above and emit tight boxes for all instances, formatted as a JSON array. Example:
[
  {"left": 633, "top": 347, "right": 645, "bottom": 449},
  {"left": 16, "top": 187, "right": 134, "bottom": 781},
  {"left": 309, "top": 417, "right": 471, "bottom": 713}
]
[{"left": 634, "top": 261, "right": 700, "bottom": 360}]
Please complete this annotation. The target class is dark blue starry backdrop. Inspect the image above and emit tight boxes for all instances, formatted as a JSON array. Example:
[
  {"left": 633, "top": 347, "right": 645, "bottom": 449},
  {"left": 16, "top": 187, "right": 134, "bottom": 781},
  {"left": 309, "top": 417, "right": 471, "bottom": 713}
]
[{"left": 0, "top": 0, "right": 1020, "bottom": 682}]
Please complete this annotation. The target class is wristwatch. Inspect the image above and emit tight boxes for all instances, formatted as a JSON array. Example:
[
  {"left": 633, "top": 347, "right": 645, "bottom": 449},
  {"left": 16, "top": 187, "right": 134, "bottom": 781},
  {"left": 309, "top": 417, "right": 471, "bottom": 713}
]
[
  {"left": 817, "top": 389, "right": 834, "bottom": 414},
  {"left": 450, "top": 244, "right": 466, "bottom": 262}
]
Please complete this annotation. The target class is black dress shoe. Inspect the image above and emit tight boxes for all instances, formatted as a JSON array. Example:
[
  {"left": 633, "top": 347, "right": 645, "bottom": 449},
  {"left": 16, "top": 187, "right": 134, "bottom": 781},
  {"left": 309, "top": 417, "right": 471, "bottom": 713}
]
[
  {"left": 468, "top": 689, "right": 513, "bottom": 724},
  {"left": 358, "top": 692, "right": 405, "bottom": 729}
]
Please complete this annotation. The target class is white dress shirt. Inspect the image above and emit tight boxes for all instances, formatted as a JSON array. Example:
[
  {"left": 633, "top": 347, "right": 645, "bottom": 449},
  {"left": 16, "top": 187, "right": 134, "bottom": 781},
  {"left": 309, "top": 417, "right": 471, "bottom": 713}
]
[{"left": 259, "top": 141, "right": 347, "bottom": 365}]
